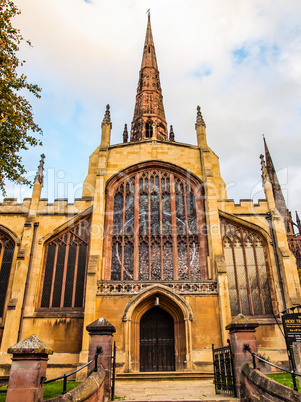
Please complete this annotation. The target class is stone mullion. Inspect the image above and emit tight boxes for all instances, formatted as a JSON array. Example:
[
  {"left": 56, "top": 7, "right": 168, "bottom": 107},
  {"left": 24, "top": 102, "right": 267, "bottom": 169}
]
[
  {"left": 240, "top": 229, "right": 254, "bottom": 315},
  {"left": 148, "top": 174, "right": 152, "bottom": 279},
  {"left": 159, "top": 173, "right": 164, "bottom": 280},
  {"left": 104, "top": 190, "right": 114, "bottom": 280},
  {"left": 252, "top": 241, "right": 265, "bottom": 314},
  {"left": 48, "top": 244, "right": 59, "bottom": 308},
  {"left": 121, "top": 189, "right": 126, "bottom": 281},
  {"left": 60, "top": 233, "right": 70, "bottom": 309},
  {"left": 0, "top": 244, "right": 5, "bottom": 268},
  {"left": 170, "top": 174, "right": 179, "bottom": 280},
  {"left": 195, "top": 189, "right": 208, "bottom": 280},
  {"left": 183, "top": 185, "right": 191, "bottom": 280},
  {"left": 231, "top": 241, "right": 242, "bottom": 314},
  {"left": 71, "top": 245, "right": 80, "bottom": 308},
  {"left": 134, "top": 175, "right": 139, "bottom": 280}
]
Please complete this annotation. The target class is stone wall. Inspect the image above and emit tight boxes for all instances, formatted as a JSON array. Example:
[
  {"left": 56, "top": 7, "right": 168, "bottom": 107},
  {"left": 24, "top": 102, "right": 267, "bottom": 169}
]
[{"left": 241, "top": 362, "right": 301, "bottom": 401}]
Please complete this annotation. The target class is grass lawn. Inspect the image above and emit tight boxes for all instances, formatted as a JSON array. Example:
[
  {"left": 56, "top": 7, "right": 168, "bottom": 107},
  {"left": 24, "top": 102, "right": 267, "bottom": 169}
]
[
  {"left": 43, "top": 381, "right": 81, "bottom": 400},
  {"left": 0, "top": 388, "right": 6, "bottom": 402},
  {"left": 0, "top": 382, "right": 81, "bottom": 401},
  {"left": 266, "top": 373, "right": 301, "bottom": 392}
]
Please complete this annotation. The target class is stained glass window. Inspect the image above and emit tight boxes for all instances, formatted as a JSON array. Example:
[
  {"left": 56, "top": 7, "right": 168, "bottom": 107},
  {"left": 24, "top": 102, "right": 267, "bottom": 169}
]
[
  {"left": 221, "top": 218, "right": 273, "bottom": 316},
  {"left": 40, "top": 218, "right": 90, "bottom": 309},
  {"left": 0, "top": 232, "right": 14, "bottom": 317},
  {"left": 108, "top": 166, "right": 207, "bottom": 281}
]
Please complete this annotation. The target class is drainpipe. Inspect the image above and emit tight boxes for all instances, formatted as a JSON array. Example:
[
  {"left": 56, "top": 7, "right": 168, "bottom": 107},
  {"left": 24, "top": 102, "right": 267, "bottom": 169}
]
[
  {"left": 266, "top": 213, "right": 286, "bottom": 311},
  {"left": 17, "top": 222, "right": 39, "bottom": 342}
]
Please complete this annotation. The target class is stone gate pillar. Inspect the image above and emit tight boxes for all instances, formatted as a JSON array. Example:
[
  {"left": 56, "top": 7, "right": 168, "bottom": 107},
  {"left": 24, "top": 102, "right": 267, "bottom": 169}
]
[
  {"left": 86, "top": 317, "right": 116, "bottom": 393},
  {"left": 6, "top": 334, "right": 53, "bottom": 402},
  {"left": 226, "top": 314, "right": 259, "bottom": 398}
]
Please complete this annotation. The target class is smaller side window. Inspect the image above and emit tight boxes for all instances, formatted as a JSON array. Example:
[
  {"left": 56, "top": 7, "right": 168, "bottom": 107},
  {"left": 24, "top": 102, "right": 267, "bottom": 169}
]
[{"left": 40, "top": 218, "right": 90, "bottom": 310}]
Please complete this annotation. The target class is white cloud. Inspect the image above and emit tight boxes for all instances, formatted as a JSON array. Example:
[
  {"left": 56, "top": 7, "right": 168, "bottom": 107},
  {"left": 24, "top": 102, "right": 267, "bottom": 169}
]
[{"left": 5, "top": 0, "right": 301, "bottom": 220}]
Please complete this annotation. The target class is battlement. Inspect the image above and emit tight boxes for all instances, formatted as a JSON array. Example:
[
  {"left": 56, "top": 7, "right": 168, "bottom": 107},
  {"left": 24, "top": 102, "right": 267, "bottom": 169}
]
[
  {"left": 218, "top": 198, "right": 268, "bottom": 215},
  {"left": 0, "top": 197, "right": 94, "bottom": 216}
]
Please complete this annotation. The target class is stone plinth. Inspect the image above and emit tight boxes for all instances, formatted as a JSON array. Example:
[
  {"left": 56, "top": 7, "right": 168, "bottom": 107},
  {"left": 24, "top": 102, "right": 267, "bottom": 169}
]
[
  {"left": 86, "top": 317, "right": 116, "bottom": 392},
  {"left": 226, "top": 314, "right": 259, "bottom": 398},
  {"left": 6, "top": 334, "right": 53, "bottom": 402}
]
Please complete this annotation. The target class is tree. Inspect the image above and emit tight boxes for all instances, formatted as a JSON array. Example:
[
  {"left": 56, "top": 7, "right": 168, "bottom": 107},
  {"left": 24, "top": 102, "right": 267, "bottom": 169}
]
[{"left": 0, "top": 0, "right": 42, "bottom": 195}]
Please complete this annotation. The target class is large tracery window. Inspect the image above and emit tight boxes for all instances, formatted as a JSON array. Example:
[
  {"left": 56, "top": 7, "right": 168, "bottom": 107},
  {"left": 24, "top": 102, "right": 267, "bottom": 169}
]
[
  {"left": 0, "top": 232, "right": 14, "bottom": 317},
  {"left": 106, "top": 164, "right": 208, "bottom": 281},
  {"left": 39, "top": 218, "right": 90, "bottom": 310},
  {"left": 221, "top": 218, "right": 273, "bottom": 316}
]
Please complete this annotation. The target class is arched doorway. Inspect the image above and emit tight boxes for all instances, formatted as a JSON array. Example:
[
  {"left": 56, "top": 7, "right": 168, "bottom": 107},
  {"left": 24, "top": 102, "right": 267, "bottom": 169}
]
[
  {"left": 122, "top": 284, "right": 193, "bottom": 372},
  {"left": 140, "top": 307, "right": 175, "bottom": 372}
]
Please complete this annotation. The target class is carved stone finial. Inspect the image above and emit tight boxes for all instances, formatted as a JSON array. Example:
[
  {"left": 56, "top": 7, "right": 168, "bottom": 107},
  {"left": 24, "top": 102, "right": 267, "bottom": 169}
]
[
  {"left": 169, "top": 125, "right": 175, "bottom": 142},
  {"left": 260, "top": 154, "right": 269, "bottom": 183},
  {"left": 35, "top": 154, "right": 45, "bottom": 185},
  {"left": 102, "top": 104, "right": 112, "bottom": 128},
  {"left": 195, "top": 105, "right": 206, "bottom": 128},
  {"left": 123, "top": 124, "right": 128, "bottom": 143}
]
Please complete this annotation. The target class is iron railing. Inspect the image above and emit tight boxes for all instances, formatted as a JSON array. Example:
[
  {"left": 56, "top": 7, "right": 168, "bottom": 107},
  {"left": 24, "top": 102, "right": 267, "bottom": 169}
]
[
  {"left": 41, "top": 346, "right": 103, "bottom": 395},
  {"left": 243, "top": 344, "right": 301, "bottom": 392},
  {"left": 111, "top": 341, "right": 116, "bottom": 401},
  {"left": 212, "top": 340, "right": 236, "bottom": 397}
]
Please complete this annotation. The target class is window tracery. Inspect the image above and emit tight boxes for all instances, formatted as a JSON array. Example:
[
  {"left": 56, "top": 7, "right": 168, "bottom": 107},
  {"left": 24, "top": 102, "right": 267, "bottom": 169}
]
[
  {"left": 221, "top": 218, "right": 273, "bottom": 316},
  {"left": 107, "top": 165, "right": 207, "bottom": 281},
  {"left": 39, "top": 218, "right": 90, "bottom": 310},
  {"left": 0, "top": 232, "right": 14, "bottom": 317}
]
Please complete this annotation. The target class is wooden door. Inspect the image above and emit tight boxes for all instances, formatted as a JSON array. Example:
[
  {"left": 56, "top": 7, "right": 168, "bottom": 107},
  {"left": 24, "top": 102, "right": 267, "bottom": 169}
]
[{"left": 140, "top": 307, "right": 175, "bottom": 371}]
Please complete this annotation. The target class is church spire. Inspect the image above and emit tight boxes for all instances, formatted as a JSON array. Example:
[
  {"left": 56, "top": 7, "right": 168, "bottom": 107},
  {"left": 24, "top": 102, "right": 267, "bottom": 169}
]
[
  {"left": 130, "top": 12, "right": 168, "bottom": 142},
  {"left": 263, "top": 136, "right": 290, "bottom": 231}
]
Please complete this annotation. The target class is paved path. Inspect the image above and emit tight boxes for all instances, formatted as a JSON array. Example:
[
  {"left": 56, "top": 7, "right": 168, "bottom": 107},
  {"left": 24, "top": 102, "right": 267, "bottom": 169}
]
[{"left": 114, "top": 380, "right": 237, "bottom": 401}]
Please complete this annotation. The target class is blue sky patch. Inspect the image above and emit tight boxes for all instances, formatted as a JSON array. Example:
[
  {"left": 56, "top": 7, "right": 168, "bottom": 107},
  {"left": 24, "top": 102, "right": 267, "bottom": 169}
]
[
  {"left": 194, "top": 65, "right": 213, "bottom": 79},
  {"left": 233, "top": 47, "right": 249, "bottom": 64},
  {"left": 233, "top": 42, "right": 280, "bottom": 66}
]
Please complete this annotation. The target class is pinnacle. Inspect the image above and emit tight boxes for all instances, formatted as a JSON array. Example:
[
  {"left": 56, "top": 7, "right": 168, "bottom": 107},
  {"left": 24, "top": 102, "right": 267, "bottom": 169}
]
[
  {"left": 102, "top": 104, "right": 112, "bottom": 127},
  {"left": 34, "top": 153, "right": 45, "bottom": 185},
  {"left": 169, "top": 125, "right": 175, "bottom": 142},
  {"left": 195, "top": 105, "right": 206, "bottom": 128},
  {"left": 123, "top": 124, "right": 128, "bottom": 143}
]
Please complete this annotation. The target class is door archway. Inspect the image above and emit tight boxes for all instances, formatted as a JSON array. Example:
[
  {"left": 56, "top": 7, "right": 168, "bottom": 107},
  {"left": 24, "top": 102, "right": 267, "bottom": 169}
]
[
  {"left": 122, "top": 284, "right": 193, "bottom": 372},
  {"left": 140, "top": 307, "right": 175, "bottom": 371}
]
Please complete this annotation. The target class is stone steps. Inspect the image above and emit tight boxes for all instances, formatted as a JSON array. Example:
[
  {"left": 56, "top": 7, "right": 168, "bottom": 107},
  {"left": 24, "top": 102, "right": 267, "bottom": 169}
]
[{"left": 116, "top": 371, "right": 214, "bottom": 381}]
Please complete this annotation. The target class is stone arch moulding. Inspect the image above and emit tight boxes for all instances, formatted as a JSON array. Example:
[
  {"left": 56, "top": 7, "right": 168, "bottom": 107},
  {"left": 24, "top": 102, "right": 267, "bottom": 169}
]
[
  {"left": 122, "top": 284, "right": 193, "bottom": 372},
  {"left": 38, "top": 206, "right": 93, "bottom": 245},
  {"left": 0, "top": 225, "right": 21, "bottom": 246},
  {"left": 122, "top": 284, "right": 193, "bottom": 322},
  {"left": 105, "top": 159, "right": 204, "bottom": 194}
]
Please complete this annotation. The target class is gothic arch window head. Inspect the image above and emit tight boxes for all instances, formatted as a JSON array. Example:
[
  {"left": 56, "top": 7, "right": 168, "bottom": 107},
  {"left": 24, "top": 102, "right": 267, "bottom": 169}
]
[
  {"left": 39, "top": 218, "right": 90, "bottom": 310},
  {"left": 0, "top": 232, "right": 14, "bottom": 318},
  {"left": 221, "top": 218, "right": 273, "bottom": 316},
  {"left": 105, "top": 163, "right": 208, "bottom": 282}
]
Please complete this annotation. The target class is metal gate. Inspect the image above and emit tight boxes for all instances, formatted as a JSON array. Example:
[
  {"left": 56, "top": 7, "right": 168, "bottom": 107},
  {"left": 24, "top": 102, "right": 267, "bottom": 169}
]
[
  {"left": 212, "top": 341, "right": 236, "bottom": 397},
  {"left": 111, "top": 341, "right": 116, "bottom": 401}
]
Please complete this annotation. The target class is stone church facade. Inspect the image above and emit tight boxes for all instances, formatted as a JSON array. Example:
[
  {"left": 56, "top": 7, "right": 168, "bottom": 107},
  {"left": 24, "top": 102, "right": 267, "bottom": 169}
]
[{"left": 0, "top": 14, "right": 300, "bottom": 378}]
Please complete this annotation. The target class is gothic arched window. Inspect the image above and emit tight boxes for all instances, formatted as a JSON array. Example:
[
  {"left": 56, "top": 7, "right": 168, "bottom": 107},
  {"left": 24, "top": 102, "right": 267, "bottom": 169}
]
[
  {"left": 39, "top": 218, "right": 90, "bottom": 310},
  {"left": 221, "top": 218, "right": 273, "bottom": 316},
  {"left": 105, "top": 164, "right": 208, "bottom": 281},
  {"left": 0, "top": 232, "right": 14, "bottom": 317}
]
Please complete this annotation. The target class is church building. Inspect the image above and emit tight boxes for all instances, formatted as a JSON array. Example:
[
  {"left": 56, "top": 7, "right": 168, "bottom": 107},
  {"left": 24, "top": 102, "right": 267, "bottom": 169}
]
[{"left": 0, "top": 13, "right": 300, "bottom": 378}]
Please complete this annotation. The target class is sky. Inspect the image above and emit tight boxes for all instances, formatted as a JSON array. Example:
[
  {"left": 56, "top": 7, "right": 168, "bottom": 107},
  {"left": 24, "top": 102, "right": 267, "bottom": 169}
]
[{"left": 5, "top": 0, "right": 301, "bottom": 221}]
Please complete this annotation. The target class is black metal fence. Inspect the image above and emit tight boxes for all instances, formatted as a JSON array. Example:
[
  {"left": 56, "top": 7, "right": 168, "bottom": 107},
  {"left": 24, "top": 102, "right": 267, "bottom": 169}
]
[
  {"left": 41, "top": 346, "right": 103, "bottom": 396},
  {"left": 111, "top": 341, "right": 116, "bottom": 401},
  {"left": 212, "top": 340, "right": 236, "bottom": 397}
]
